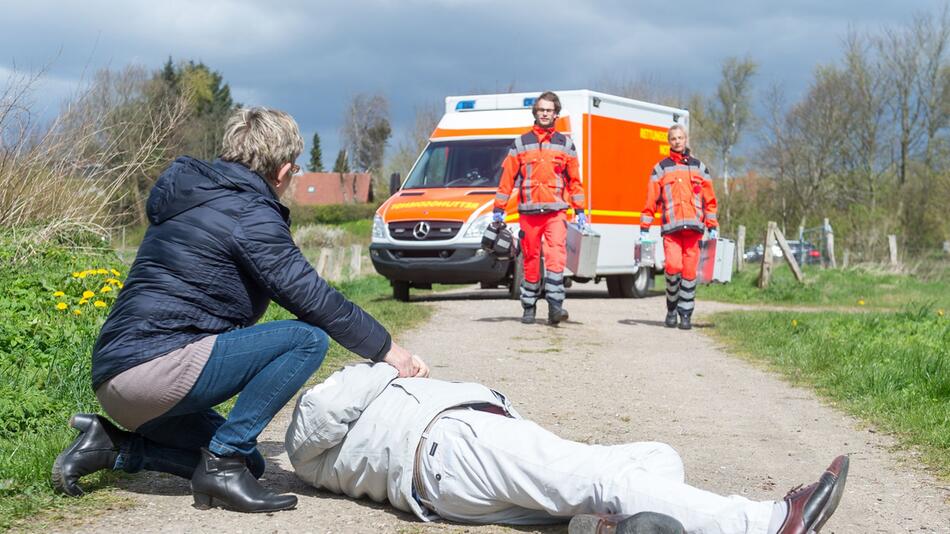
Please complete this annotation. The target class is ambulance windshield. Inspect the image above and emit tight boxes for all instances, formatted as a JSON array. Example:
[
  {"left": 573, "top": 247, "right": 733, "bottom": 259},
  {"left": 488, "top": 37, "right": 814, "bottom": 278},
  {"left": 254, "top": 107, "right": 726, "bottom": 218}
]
[{"left": 403, "top": 139, "right": 512, "bottom": 189}]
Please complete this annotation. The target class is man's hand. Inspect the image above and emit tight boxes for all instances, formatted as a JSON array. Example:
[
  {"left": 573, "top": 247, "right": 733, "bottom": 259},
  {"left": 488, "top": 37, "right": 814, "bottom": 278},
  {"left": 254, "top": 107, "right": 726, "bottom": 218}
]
[
  {"left": 708, "top": 228, "right": 718, "bottom": 240},
  {"left": 640, "top": 230, "right": 651, "bottom": 242},
  {"left": 492, "top": 210, "right": 505, "bottom": 224},
  {"left": 575, "top": 212, "right": 588, "bottom": 228}
]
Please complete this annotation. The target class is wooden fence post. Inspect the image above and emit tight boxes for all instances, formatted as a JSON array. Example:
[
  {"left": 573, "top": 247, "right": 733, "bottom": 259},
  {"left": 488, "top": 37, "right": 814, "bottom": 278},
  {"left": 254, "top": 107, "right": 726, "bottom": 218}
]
[
  {"left": 842, "top": 249, "right": 850, "bottom": 269},
  {"left": 349, "top": 245, "right": 362, "bottom": 279},
  {"left": 316, "top": 247, "right": 331, "bottom": 276},
  {"left": 758, "top": 222, "right": 777, "bottom": 288},
  {"left": 773, "top": 226, "right": 805, "bottom": 283},
  {"left": 888, "top": 235, "right": 899, "bottom": 268},
  {"left": 331, "top": 247, "right": 346, "bottom": 280},
  {"left": 736, "top": 225, "right": 746, "bottom": 272},
  {"left": 824, "top": 218, "right": 836, "bottom": 268}
]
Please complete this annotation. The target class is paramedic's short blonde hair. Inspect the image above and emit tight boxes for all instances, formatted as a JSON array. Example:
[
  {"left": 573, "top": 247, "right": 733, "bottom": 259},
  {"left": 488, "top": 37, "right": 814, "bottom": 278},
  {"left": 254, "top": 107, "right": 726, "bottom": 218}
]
[
  {"left": 667, "top": 123, "right": 688, "bottom": 141},
  {"left": 221, "top": 107, "right": 304, "bottom": 180}
]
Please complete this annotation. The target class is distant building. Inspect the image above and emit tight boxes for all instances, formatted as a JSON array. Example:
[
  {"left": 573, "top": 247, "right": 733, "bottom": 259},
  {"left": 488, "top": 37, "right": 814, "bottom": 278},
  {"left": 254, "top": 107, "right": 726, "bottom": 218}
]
[{"left": 289, "top": 172, "right": 373, "bottom": 205}]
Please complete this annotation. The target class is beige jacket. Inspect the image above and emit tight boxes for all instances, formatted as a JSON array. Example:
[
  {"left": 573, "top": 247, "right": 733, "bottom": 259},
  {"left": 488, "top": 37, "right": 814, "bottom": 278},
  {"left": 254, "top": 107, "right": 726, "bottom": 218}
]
[{"left": 284, "top": 363, "right": 519, "bottom": 521}]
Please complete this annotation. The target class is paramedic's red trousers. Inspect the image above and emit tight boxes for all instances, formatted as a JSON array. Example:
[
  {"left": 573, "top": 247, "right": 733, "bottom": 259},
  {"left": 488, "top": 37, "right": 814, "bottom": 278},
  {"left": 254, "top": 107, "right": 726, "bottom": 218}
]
[
  {"left": 518, "top": 211, "right": 567, "bottom": 308},
  {"left": 663, "top": 230, "right": 702, "bottom": 316},
  {"left": 662, "top": 230, "right": 702, "bottom": 280}
]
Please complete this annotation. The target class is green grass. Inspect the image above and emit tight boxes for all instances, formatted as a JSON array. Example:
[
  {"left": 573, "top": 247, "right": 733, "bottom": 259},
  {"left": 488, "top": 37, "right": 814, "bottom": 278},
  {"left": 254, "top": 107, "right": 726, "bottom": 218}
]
[
  {"left": 691, "top": 263, "right": 950, "bottom": 309},
  {"left": 711, "top": 305, "right": 950, "bottom": 477},
  {"left": 0, "top": 230, "right": 429, "bottom": 530}
]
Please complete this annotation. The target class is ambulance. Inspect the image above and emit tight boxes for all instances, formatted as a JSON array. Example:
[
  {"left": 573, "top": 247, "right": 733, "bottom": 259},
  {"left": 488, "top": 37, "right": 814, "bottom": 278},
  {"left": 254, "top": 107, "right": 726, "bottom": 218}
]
[{"left": 370, "top": 90, "right": 688, "bottom": 301}]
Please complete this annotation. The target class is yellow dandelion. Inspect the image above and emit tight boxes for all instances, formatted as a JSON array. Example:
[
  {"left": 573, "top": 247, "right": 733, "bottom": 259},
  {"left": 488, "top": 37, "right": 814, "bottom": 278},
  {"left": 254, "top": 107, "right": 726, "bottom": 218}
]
[
  {"left": 857, "top": 299, "right": 865, "bottom": 306},
  {"left": 82, "top": 290, "right": 96, "bottom": 299},
  {"left": 79, "top": 298, "right": 89, "bottom": 305},
  {"left": 71, "top": 271, "right": 81, "bottom": 278},
  {"left": 56, "top": 302, "right": 68, "bottom": 311},
  {"left": 93, "top": 300, "right": 107, "bottom": 308},
  {"left": 73, "top": 309, "right": 82, "bottom": 316},
  {"left": 96, "top": 268, "right": 108, "bottom": 275},
  {"left": 53, "top": 291, "right": 65, "bottom": 298},
  {"left": 110, "top": 269, "right": 121, "bottom": 276},
  {"left": 116, "top": 281, "right": 124, "bottom": 289},
  {"left": 105, "top": 278, "right": 119, "bottom": 285},
  {"left": 100, "top": 286, "right": 112, "bottom": 293},
  {"left": 78, "top": 272, "right": 88, "bottom": 278},
  {"left": 939, "top": 309, "right": 945, "bottom": 317},
  {"left": 792, "top": 319, "right": 798, "bottom": 327}
]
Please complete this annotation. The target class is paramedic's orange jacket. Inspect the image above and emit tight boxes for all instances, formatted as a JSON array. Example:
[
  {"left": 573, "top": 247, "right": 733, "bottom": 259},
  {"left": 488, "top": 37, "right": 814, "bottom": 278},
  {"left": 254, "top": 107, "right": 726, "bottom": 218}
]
[
  {"left": 640, "top": 149, "right": 718, "bottom": 235},
  {"left": 493, "top": 125, "right": 586, "bottom": 214}
]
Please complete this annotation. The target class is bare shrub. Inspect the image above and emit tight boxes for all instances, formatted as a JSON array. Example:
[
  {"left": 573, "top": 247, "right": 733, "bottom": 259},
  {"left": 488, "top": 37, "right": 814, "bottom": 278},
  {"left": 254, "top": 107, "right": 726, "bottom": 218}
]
[
  {"left": 0, "top": 66, "right": 190, "bottom": 259},
  {"left": 292, "top": 224, "right": 346, "bottom": 249}
]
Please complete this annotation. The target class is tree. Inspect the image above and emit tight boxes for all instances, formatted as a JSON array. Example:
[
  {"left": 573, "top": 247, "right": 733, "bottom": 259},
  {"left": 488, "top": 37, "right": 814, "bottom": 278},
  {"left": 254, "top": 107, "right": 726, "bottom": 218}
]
[
  {"left": 341, "top": 93, "right": 392, "bottom": 173},
  {"left": 308, "top": 132, "right": 324, "bottom": 172},
  {"left": 704, "top": 57, "right": 757, "bottom": 198},
  {"left": 385, "top": 101, "right": 441, "bottom": 184},
  {"left": 332, "top": 148, "right": 349, "bottom": 173},
  {"left": 154, "top": 58, "right": 237, "bottom": 160}
]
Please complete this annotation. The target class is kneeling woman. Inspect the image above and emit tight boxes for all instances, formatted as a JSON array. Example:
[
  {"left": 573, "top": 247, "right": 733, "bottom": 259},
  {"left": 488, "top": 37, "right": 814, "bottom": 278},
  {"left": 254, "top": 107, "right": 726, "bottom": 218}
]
[{"left": 53, "top": 107, "right": 426, "bottom": 513}]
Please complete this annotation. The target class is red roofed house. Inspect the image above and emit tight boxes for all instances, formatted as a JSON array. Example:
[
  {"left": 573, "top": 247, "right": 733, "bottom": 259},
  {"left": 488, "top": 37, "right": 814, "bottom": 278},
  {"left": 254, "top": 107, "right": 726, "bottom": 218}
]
[{"left": 290, "top": 172, "right": 373, "bottom": 205}]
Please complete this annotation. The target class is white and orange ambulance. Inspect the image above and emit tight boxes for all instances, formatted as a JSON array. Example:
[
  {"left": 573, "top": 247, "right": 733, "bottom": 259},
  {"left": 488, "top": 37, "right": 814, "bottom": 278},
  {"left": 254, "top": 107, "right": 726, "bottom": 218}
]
[{"left": 370, "top": 90, "right": 688, "bottom": 301}]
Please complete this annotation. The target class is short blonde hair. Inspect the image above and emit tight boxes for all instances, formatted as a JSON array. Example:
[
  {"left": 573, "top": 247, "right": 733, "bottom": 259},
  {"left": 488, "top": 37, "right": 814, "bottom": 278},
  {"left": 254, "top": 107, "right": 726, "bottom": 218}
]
[
  {"left": 667, "top": 123, "right": 688, "bottom": 141},
  {"left": 220, "top": 107, "right": 303, "bottom": 179}
]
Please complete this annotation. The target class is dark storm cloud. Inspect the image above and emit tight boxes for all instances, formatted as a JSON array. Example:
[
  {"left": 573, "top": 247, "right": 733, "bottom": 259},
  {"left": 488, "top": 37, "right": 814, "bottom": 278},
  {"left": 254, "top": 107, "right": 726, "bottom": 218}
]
[{"left": 2, "top": 0, "right": 946, "bottom": 161}]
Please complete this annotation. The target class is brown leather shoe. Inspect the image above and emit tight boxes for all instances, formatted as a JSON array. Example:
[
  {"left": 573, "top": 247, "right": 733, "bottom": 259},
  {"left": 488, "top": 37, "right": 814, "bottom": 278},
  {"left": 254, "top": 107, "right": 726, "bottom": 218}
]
[{"left": 777, "top": 455, "right": 849, "bottom": 533}]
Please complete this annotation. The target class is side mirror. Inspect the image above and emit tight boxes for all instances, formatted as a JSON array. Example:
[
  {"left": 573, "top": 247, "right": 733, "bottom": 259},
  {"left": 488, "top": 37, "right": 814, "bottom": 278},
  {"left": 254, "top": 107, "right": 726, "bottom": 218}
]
[{"left": 389, "top": 173, "right": 401, "bottom": 196}]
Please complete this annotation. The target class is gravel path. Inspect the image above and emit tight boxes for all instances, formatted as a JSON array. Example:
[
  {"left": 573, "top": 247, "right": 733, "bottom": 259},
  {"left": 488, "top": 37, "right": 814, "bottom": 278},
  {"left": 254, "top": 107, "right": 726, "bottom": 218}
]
[{"left": 50, "top": 285, "right": 950, "bottom": 533}]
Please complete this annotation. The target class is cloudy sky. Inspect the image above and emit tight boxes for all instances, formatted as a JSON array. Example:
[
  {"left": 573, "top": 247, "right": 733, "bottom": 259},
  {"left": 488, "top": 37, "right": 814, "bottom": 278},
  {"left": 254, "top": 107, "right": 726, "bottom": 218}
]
[{"left": 2, "top": 0, "right": 946, "bottom": 167}]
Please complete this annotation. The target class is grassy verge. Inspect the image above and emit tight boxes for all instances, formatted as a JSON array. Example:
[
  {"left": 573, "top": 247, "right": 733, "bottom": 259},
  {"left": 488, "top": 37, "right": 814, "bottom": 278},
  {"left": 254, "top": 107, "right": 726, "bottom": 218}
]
[
  {"left": 692, "top": 263, "right": 950, "bottom": 309},
  {"left": 711, "top": 305, "right": 950, "bottom": 477},
  {"left": 0, "top": 233, "right": 429, "bottom": 530}
]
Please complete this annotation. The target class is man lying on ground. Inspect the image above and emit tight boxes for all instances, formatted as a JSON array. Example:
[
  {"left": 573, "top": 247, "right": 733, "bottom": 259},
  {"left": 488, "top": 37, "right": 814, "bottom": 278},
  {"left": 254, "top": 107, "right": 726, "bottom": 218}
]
[{"left": 285, "top": 362, "right": 848, "bottom": 534}]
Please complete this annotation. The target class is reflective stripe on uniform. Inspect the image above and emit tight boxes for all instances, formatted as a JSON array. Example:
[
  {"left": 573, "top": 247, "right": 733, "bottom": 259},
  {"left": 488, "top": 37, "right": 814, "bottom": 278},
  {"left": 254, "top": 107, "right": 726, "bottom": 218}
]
[
  {"left": 520, "top": 279, "right": 540, "bottom": 307},
  {"left": 544, "top": 271, "right": 565, "bottom": 303},
  {"left": 677, "top": 278, "right": 696, "bottom": 312},
  {"left": 519, "top": 201, "right": 569, "bottom": 213},
  {"left": 666, "top": 273, "right": 681, "bottom": 311}
]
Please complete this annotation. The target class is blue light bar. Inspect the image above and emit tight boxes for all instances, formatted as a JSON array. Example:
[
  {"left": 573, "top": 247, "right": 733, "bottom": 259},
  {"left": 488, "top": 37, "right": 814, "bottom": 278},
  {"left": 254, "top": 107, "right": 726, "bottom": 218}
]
[
  {"left": 455, "top": 100, "right": 476, "bottom": 110},
  {"left": 523, "top": 97, "right": 536, "bottom": 107}
]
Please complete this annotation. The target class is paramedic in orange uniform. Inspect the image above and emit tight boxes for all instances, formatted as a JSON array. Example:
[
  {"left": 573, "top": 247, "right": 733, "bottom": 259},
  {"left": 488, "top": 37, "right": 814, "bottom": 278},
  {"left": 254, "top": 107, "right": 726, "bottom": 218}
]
[
  {"left": 493, "top": 91, "right": 587, "bottom": 326},
  {"left": 640, "top": 124, "right": 718, "bottom": 330}
]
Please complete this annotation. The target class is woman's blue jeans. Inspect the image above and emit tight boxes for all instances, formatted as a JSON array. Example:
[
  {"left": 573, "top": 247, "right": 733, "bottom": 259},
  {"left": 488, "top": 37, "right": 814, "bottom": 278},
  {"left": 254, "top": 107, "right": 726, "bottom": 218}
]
[{"left": 114, "top": 320, "right": 329, "bottom": 478}]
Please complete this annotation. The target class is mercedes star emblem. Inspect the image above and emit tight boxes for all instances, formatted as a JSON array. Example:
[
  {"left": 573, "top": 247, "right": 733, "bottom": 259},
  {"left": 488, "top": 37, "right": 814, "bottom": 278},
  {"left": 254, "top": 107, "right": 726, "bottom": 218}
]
[{"left": 413, "top": 221, "right": 430, "bottom": 240}]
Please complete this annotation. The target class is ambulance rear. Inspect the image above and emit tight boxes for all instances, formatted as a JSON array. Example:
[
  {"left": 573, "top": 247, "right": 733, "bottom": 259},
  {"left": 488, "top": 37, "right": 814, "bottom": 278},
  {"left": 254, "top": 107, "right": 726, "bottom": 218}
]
[{"left": 370, "top": 90, "right": 688, "bottom": 301}]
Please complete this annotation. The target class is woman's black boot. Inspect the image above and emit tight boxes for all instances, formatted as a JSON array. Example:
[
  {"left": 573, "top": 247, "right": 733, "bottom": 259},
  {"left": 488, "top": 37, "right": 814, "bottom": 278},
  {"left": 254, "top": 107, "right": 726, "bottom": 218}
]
[
  {"left": 52, "top": 414, "right": 131, "bottom": 496},
  {"left": 190, "top": 448, "right": 297, "bottom": 513}
]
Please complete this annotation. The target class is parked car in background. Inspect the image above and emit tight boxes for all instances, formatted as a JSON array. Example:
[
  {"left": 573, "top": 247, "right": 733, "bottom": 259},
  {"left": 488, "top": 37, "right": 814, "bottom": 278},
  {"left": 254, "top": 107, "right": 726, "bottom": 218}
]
[
  {"left": 744, "top": 241, "right": 822, "bottom": 265},
  {"left": 744, "top": 243, "right": 783, "bottom": 263},
  {"left": 786, "top": 240, "right": 823, "bottom": 265}
]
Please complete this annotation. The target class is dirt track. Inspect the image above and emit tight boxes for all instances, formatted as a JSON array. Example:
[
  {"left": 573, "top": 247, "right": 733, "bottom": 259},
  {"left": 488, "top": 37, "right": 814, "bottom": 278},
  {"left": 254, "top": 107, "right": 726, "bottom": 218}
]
[{"left": 49, "top": 285, "right": 950, "bottom": 533}]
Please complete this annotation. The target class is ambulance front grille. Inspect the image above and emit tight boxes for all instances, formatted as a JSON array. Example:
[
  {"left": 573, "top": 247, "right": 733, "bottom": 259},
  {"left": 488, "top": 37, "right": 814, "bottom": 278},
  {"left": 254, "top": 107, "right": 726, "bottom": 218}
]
[{"left": 389, "top": 220, "right": 462, "bottom": 241}]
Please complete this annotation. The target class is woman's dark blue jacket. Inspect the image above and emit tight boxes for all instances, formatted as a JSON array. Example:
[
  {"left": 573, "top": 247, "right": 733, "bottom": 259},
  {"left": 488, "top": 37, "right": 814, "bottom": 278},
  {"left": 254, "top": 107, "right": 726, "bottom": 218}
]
[{"left": 91, "top": 157, "right": 391, "bottom": 390}]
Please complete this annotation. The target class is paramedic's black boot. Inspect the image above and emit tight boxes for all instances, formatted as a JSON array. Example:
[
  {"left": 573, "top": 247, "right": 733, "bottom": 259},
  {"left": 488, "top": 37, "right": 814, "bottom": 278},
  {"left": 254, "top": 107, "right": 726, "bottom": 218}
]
[
  {"left": 52, "top": 414, "right": 131, "bottom": 496},
  {"left": 521, "top": 306, "right": 536, "bottom": 324},
  {"left": 664, "top": 310, "right": 678, "bottom": 328},
  {"left": 677, "top": 309, "right": 692, "bottom": 330},
  {"left": 191, "top": 448, "right": 297, "bottom": 513},
  {"left": 547, "top": 301, "right": 569, "bottom": 325}
]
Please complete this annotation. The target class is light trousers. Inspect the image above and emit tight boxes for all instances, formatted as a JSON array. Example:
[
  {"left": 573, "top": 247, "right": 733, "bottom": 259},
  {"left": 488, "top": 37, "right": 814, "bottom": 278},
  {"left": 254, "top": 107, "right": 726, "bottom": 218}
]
[{"left": 418, "top": 409, "right": 774, "bottom": 533}]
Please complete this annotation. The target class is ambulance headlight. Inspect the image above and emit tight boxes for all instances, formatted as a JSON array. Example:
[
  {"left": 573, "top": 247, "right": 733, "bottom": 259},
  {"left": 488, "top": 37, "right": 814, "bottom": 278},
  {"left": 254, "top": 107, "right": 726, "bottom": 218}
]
[
  {"left": 372, "top": 215, "right": 386, "bottom": 239},
  {"left": 463, "top": 214, "right": 492, "bottom": 238}
]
